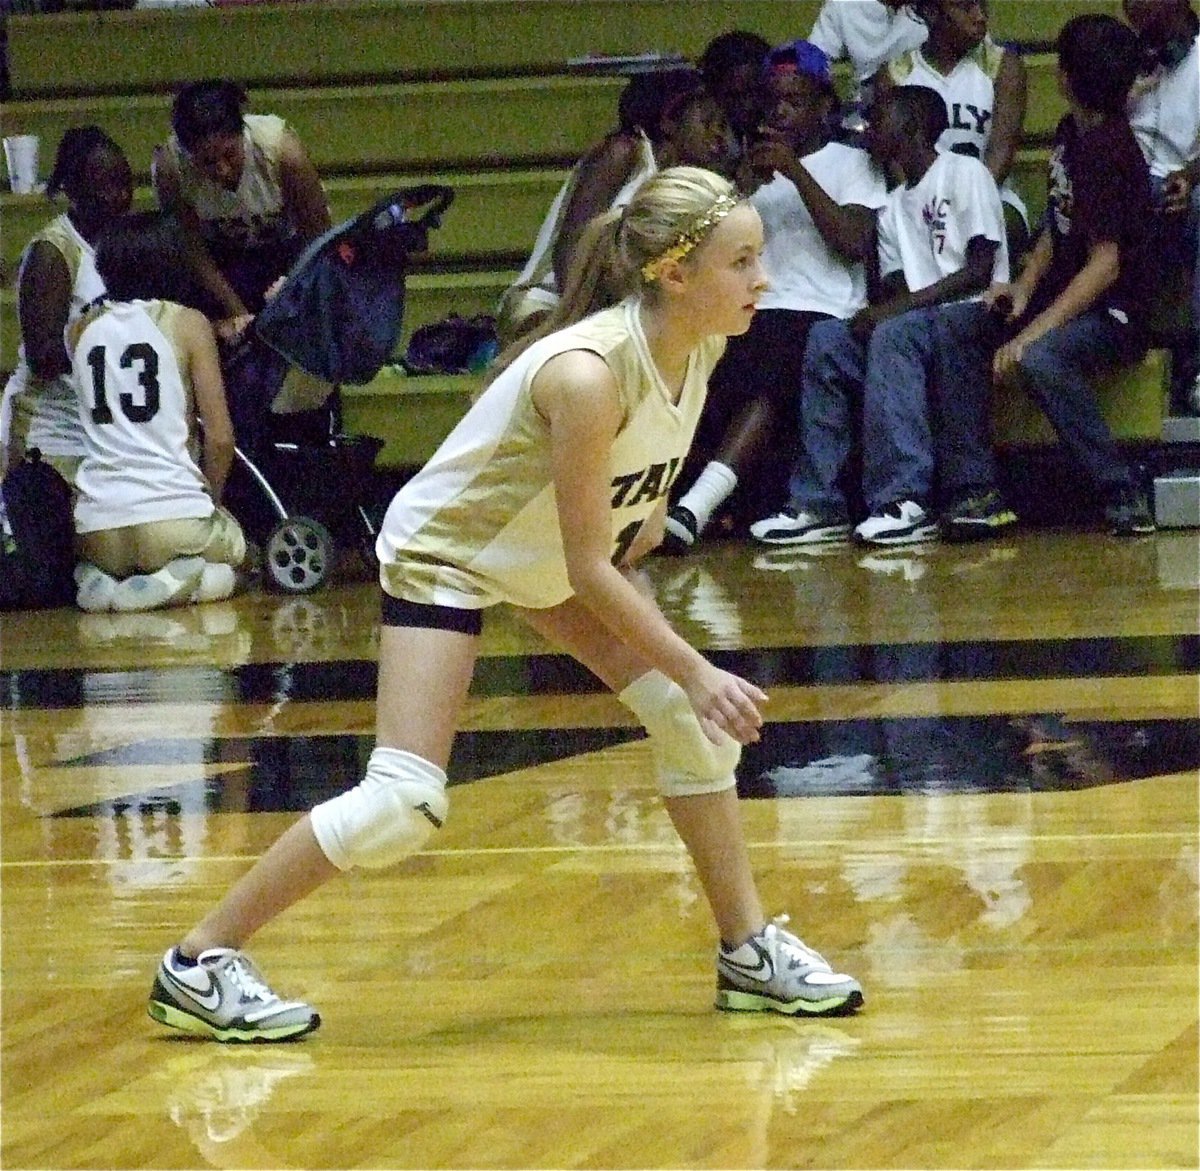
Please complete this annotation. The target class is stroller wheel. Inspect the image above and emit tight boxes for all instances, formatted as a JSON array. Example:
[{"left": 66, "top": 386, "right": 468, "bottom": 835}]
[{"left": 265, "top": 517, "right": 334, "bottom": 594}]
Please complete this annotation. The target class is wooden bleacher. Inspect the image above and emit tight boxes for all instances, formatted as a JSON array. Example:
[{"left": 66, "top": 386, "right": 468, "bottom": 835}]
[{"left": 0, "top": 0, "right": 1170, "bottom": 470}]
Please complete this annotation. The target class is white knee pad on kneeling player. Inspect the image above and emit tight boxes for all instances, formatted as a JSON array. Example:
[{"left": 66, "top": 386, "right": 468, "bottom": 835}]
[
  {"left": 618, "top": 670, "right": 740, "bottom": 797},
  {"left": 309, "top": 747, "right": 449, "bottom": 870}
]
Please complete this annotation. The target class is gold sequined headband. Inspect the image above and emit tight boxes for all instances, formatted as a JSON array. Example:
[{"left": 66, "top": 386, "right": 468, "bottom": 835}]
[{"left": 640, "top": 194, "right": 741, "bottom": 283}]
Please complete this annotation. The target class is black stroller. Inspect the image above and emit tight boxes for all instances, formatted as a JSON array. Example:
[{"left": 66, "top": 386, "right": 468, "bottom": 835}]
[{"left": 221, "top": 185, "right": 455, "bottom": 594}]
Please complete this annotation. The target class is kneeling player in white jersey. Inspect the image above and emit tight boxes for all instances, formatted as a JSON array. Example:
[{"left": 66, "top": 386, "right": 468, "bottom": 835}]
[
  {"left": 147, "top": 166, "right": 865, "bottom": 1043},
  {"left": 67, "top": 212, "right": 247, "bottom": 612}
]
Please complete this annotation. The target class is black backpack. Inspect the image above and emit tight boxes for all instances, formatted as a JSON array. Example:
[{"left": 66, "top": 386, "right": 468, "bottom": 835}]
[
  {"left": 0, "top": 447, "right": 75, "bottom": 611},
  {"left": 402, "top": 313, "right": 499, "bottom": 375}
]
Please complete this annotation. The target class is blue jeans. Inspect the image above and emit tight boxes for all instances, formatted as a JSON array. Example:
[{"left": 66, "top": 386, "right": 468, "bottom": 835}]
[
  {"left": 788, "top": 312, "right": 936, "bottom": 516},
  {"left": 930, "top": 300, "right": 1002, "bottom": 495},
  {"left": 936, "top": 301, "right": 1145, "bottom": 493}
]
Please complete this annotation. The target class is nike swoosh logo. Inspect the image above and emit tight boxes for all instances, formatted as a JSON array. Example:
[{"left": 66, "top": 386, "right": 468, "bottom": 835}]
[
  {"left": 720, "top": 953, "right": 772, "bottom": 979},
  {"left": 164, "top": 965, "right": 222, "bottom": 1011}
]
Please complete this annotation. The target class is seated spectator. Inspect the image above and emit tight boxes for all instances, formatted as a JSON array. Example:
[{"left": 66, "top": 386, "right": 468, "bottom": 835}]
[
  {"left": 67, "top": 212, "right": 249, "bottom": 612},
  {"left": 496, "top": 68, "right": 737, "bottom": 345},
  {"left": 1, "top": 126, "right": 132, "bottom": 490},
  {"left": 1125, "top": 0, "right": 1200, "bottom": 412},
  {"left": 750, "top": 84, "right": 1009, "bottom": 548},
  {"left": 874, "top": 0, "right": 1030, "bottom": 261},
  {"left": 808, "top": 0, "right": 928, "bottom": 128},
  {"left": 152, "top": 79, "right": 331, "bottom": 337},
  {"left": 927, "top": 14, "right": 1159, "bottom": 537},
  {"left": 698, "top": 29, "right": 773, "bottom": 156},
  {"left": 663, "top": 40, "right": 887, "bottom": 550}
]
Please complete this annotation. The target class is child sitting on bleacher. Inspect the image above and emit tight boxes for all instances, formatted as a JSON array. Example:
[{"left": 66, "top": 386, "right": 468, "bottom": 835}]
[
  {"left": 874, "top": 0, "right": 1030, "bottom": 262},
  {"left": 1, "top": 127, "right": 132, "bottom": 492},
  {"left": 1125, "top": 0, "right": 1200, "bottom": 414},
  {"left": 69, "top": 212, "right": 250, "bottom": 612},
  {"left": 749, "top": 84, "right": 1008, "bottom": 548},
  {"left": 664, "top": 40, "right": 888, "bottom": 550},
  {"left": 928, "top": 14, "right": 1159, "bottom": 538},
  {"left": 698, "top": 30, "right": 773, "bottom": 159}
]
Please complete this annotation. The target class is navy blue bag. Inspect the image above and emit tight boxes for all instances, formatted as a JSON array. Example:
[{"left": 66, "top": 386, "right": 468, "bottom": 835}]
[{"left": 253, "top": 185, "right": 455, "bottom": 385}]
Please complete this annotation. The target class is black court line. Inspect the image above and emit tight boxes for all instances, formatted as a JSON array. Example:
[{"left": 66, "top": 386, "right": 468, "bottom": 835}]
[
  {"left": 3, "top": 634, "right": 1197, "bottom": 711},
  {"left": 46, "top": 715, "right": 1200, "bottom": 818}
]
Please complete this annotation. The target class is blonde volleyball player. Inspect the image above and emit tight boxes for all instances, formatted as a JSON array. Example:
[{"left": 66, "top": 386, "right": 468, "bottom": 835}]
[{"left": 148, "top": 166, "right": 864, "bottom": 1042}]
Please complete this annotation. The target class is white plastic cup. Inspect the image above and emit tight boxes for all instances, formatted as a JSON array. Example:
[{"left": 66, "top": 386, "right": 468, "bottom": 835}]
[{"left": 3, "top": 135, "right": 40, "bottom": 195}]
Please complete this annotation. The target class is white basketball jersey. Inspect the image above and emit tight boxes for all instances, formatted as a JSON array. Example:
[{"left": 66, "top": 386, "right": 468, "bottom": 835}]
[
  {"left": 809, "top": 0, "right": 928, "bottom": 82},
  {"left": 503, "top": 132, "right": 658, "bottom": 313},
  {"left": 70, "top": 300, "right": 214, "bottom": 533},
  {"left": 1, "top": 214, "right": 104, "bottom": 463},
  {"left": 889, "top": 37, "right": 1029, "bottom": 226},
  {"left": 378, "top": 298, "right": 723, "bottom": 610}
]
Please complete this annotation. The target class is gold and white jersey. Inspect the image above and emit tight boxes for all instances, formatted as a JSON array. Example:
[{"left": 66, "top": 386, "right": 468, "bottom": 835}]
[
  {"left": 70, "top": 299, "right": 213, "bottom": 534},
  {"left": 163, "top": 114, "right": 294, "bottom": 251},
  {"left": 2, "top": 213, "right": 104, "bottom": 465},
  {"left": 378, "top": 298, "right": 724, "bottom": 611}
]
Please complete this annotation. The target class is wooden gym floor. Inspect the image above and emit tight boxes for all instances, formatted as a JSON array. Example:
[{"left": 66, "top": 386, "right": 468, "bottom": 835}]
[{"left": 1, "top": 527, "right": 1197, "bottom": 1170}]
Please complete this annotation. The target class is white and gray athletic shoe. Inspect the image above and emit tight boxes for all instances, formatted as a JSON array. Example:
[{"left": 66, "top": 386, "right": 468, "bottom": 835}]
[
  {"left": 853, "top": 500, "right": 937, "bottom": 546},
  {"left": 149, "top": 947, "right": 320, "bottom": 1043},
  {"left": 749, "top": 508, "right": 851, "bottom": 546},
  {"left": 716, "top": 919, "right": 863, "bottom": 1016}
]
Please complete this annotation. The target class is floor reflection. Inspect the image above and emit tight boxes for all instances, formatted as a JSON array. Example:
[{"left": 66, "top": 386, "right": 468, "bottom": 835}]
[
  {"left": 740, "top": 715, "right": 1200, "bottom": 796},
  {"left": 158, "top": 1046, "right": 313, "bottom": 1170}
]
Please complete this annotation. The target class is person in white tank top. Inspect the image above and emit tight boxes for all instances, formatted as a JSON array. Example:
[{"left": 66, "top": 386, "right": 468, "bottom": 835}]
[
  {"left": 1, "top": 127, "right": 132, "bottom": 502},
  {"left": 877, "top": 0, "right": 1030, "bottom": 260},
  {"left": 66, "top": 212, "right": 247, "bottom": 614},
  {"left": 147, "top": 167, "right": 865, "bottom": 1046},
  {"left": 497, "top": 70, "right": 737, "bottom": 345},
  {"left": 153, "top": 80, "right": 331, "bottom": 338}
]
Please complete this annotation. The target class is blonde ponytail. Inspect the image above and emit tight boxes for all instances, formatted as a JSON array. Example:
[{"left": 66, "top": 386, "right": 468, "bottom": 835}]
[{"left": 487, "top": 165, "right": 739, "bottom": 382}]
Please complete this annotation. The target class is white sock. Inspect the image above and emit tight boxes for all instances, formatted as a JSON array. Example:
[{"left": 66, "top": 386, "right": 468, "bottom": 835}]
[
  {"left": 191, "top": 562, "right": 236, "bottom": 603},
  {"left": 110, "top": 556, "right": 205, "bottom": 612},
  {"left": 676, "top": 461, "right": 738, "bottom": 532},
  {"left": 74, "top": 562, "right": 118, "bottom": 613}
]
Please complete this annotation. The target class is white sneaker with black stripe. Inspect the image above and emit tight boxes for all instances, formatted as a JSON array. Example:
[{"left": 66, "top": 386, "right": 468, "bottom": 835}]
[
  {"left": 854, "top": 500, "right": 937, "bottom": 546},
  {"left": 716, "top": 918, "right": 863, "bottom": 1016},
  {"left": 149, "top": 947, "right": 320, "bottom": 1042},
  {"left": 749, "top": 508, "right": 850, "bottom": 546}
]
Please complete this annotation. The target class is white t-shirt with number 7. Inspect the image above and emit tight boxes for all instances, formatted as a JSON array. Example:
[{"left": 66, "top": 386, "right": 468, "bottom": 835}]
[{"left": 877, "top": 150, "right": 1009, "bottom": 297}]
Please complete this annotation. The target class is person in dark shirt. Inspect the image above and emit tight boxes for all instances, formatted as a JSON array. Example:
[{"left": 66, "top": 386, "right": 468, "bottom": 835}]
[{"left": 934, "top": 14, "right": 1158, "bottom": 536}]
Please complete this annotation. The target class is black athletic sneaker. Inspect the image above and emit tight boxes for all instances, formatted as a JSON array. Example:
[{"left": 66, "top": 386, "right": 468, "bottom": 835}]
[
  {"left": 941, "top": 488, "right": 1017, "bottom": 542},
  {"left": 659, "top": 505, "right": 699, "bottom": 554},
  {"left": 1104, "top": 485, "right": 1156, "bottom": 536}
]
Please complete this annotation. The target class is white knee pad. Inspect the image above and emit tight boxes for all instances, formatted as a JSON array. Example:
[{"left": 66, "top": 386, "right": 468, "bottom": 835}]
[
  {"left": 618, "top": 670, "right": 740, "bottom": 797},
  {"left": 309, "top": 747, "right": 449, "bottom": 871}
]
